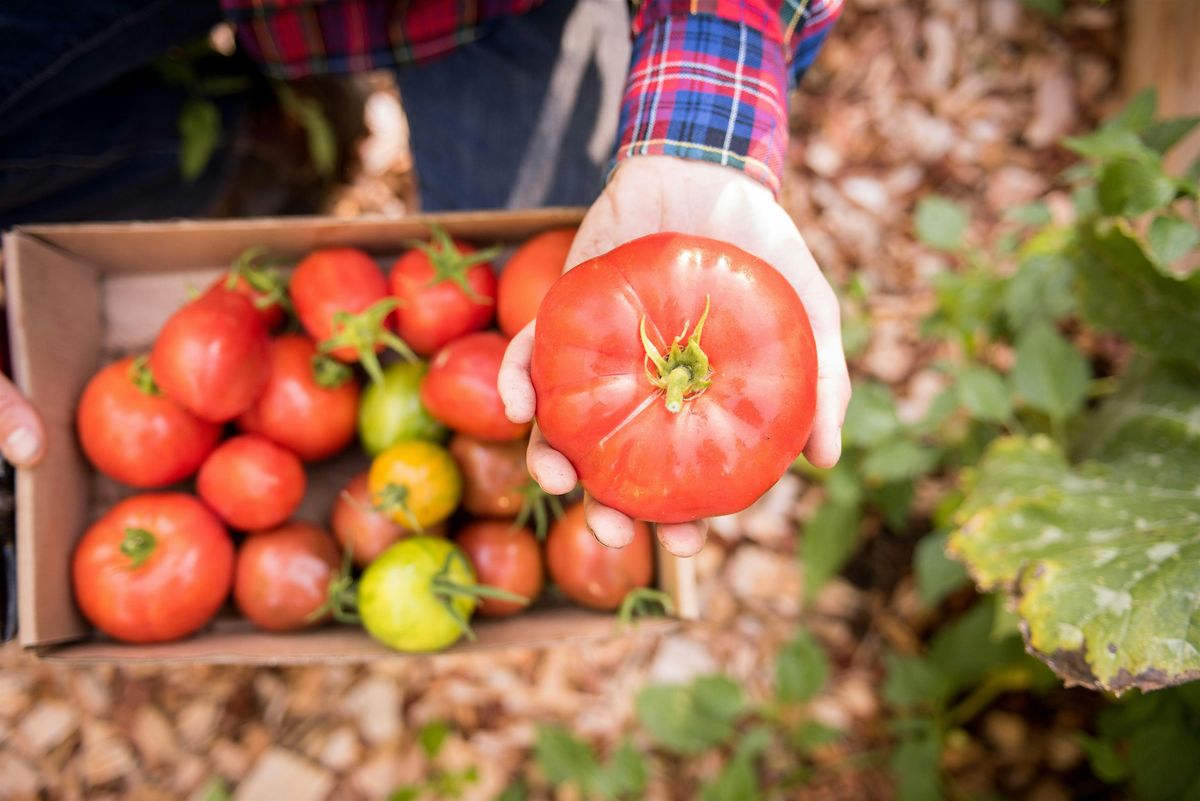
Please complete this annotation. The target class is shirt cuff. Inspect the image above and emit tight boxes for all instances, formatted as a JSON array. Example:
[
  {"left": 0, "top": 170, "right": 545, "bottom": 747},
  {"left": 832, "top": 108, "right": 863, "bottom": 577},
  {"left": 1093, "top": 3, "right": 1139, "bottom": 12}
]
[{"left": 611, "top": 12, "right": 790, "bottom": 196}]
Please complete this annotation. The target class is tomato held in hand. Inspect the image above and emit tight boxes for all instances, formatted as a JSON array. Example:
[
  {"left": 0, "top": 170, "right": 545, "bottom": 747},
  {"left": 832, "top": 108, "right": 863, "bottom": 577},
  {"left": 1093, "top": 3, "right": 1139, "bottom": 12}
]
[
  {"left": 367, "top": 441, "right": 462, "bottom": 530},
  {"left": 497, "top": 227, "right": 576, "bottom": 337},
  {"left": 150, "top": 287, "right": 271, "bottom": 422},
  {"left": 532, "top": 233, "right": 818, "bottom": 523},
  {"left": 205, "top": 247, "right": 289, "bottom": 330},
  {"left": 545, "top": 503, "right": 654, "bottom": 611},
  {"left": 390, "top": 227, "right": 500, "bottom": 355},
  {"left": 77, "top": 356, "right": 221, "bottom": 488},
  {"left": 237, "top": 335, "right": 360, "bottom": 462},
  {"left": 197, "top": 435, "right": 306, "bottom": 531},
  {"left": 331, "top": 472, "right": 444, "bottom": 567},
  {"left": 421, "top": 332, "right": 530, "bottom": 441},
  {"left": 72, "top": 493, "right": 234, "bottom": 643},
  {"left": 357, "top": 361, "right": 446, "bottom": 456},
  {"left": 455, "top": 521, "right": 543, "bottom": 617},
  {"left": 234, "top": 522, "right": 341, "bottom": 631}
]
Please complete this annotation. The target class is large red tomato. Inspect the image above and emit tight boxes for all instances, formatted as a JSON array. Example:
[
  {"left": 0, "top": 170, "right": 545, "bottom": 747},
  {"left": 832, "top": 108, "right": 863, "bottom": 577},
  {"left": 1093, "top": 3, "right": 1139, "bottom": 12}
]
[
  {"left": 72, "top": 493, "right": 234, "bottom": 643},
  {"left": 421, "top": 332, "right": 530, "bottom": 441},
  {"left": 77, "top": 356, "right": 221, "bottom": 488},
  {"left": 390, "top": 227, "right": 499, "bottom": 355},
  {"left": 545, "top": 504, "right": 653, "bottom": 611},
  {"left": 197, "top": 435, "right": 306, "bottom": 532},
  {"left": 237, "top": 335, "right": 360, "bottom": 462},
  {"left": 455, "top": 521, "right": 543, "bottom": 617},
  {"left": 234, "top": 522, "right": 341, "bottom": 632},
  {"left": 531, "top": 233, "right": 818, "bottom": 523},
  {"left": 150, "top": 288, "right": 271, "bottom": 422},
  {"left": 497, "top": 227, "right": 576, "bottom": 337}
]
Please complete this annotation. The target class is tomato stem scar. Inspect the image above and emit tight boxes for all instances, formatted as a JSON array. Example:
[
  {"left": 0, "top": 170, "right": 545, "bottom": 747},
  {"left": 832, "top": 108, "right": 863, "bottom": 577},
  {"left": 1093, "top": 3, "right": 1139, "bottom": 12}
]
[{"left": 639, "top": 295, "right": 714, "bottom": 413}]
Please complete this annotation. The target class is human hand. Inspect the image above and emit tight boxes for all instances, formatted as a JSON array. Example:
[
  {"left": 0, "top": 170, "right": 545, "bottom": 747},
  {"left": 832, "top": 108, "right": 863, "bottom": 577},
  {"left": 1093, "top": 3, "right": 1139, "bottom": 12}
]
[
  {"left": 0, "top": 373, "right": 45, "bottom": 466},
  {"left": 499, "top": 156, "right": 851, "bottom": 557}
]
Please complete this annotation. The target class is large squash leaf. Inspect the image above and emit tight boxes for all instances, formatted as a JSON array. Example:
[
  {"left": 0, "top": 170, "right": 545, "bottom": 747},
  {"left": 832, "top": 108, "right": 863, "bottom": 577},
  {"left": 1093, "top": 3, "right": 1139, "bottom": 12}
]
[{"left": 948, "top": 362, "right": 1200, "bottom": 694}]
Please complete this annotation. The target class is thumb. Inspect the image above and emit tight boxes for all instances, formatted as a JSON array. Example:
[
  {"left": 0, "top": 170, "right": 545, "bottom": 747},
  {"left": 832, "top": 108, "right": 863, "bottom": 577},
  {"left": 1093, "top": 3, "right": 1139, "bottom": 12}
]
[{"left": 0, "top": 374, "right": 45, "bottom": 466}]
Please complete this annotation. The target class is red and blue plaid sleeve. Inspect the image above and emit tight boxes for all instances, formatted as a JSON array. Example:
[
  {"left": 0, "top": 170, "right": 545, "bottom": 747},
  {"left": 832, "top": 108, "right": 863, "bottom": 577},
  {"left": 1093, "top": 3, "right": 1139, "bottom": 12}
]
[{"left": 613, "top": 0, "right": 843, "bottom": 195}]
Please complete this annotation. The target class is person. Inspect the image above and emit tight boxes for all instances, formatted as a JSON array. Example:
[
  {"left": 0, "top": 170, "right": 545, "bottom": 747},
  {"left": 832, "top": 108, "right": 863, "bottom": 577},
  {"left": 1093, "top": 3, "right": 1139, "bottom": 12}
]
[{"left": 0, "top": 0, "right": 851, "bottom": 557}]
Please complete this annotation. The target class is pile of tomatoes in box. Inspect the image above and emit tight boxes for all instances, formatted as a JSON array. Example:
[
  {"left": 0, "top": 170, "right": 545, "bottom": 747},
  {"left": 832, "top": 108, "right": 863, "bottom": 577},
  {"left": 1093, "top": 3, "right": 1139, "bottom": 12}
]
[{"left": 71, "top": 227, "right": 655, "bottom": 653}]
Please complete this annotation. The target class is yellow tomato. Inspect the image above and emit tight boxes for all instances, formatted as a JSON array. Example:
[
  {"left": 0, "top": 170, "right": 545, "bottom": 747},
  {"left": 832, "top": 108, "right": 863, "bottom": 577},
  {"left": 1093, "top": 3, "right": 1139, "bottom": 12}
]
[{"left": 367, "top": 440, "right": 462, "bottom": 529}]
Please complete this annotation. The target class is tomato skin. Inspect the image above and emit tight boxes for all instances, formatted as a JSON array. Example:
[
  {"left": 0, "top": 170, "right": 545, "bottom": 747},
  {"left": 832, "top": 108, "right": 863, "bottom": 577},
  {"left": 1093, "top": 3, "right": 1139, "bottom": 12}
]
[
  {"left": 390, "top": 239, "right": 497, "bottom": 355},
  {"left": 77, "top": 357, "right": 221, "bottom": 488},
  {"left": 150, "top": 288, "right": 271, "bottom": 422},
  {"left": 331, "top": 472, "right": 444, "bottom": 567},
  {"left": 497, "top": 227, "right": 576, "bottom": 337},
  {"left": 531, "top": 233, "right": 819, "bottom": 523},
  {"left": 197, "top": 435, "right": 307, "bottom": 532},
  {"left": 237, "top": 335, "right": 360, "bottom": 462},
  {"left": 72, "top": 493, "right": 234, "bottom": 643},
  {"left": 357, "top": 361, "right": 446, "bottom": 456},
  {"left": 421, "top": 332, "right": 530, "bottom": 441},
  {"left": 455, "top": 521, "right": 542, "bottom": 617},
  {"left": 448, "top": 435, "right": 527, "bottom": 518},
  {"left": 367, "top": 441, "right": 462, "bottom": 529},
  {"left": 206, "top": 273, "right": 286, "bottom": 330},
  {"left": 358, "top": 536, "right": 476, "bottom": 652},
  {"left": 545, "top": 504, "right": 654, "bottom": 611},
  {"left": 290, "top": 248, "right": 391, "bottom": 362},
  {"left": 234, "top": 522, "right": 341, "bottom": 632}
]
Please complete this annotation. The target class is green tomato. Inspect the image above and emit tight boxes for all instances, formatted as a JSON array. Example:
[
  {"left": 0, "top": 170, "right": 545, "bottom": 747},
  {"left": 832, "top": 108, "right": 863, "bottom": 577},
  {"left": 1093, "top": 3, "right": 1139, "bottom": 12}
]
[
  {"left": 358, "top": 536, "right": 476, "bottom": 652},
  {"left": 358, "top": 362, "right": 446, "bottom": 456}
]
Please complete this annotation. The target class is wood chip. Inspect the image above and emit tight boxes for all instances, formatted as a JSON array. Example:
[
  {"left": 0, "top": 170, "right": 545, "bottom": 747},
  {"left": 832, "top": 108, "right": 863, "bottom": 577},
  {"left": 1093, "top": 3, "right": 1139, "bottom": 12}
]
[{"left": 233, "top": 748, "right": 333, "bottom": 801}]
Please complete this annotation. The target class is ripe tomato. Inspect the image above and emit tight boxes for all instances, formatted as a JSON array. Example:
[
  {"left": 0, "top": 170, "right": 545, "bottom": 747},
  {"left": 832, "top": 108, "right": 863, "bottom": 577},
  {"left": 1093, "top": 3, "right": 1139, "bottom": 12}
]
[
  {"left": 150, "top": 287, "right": 271, "bottom": 422},
  {"left": 237, "top": 335, "right": 360, "bottom": 462},
  {"left": 455, "top": 521, "right": 543, "bottom": 617},
  {"left": 290, "top": 247, "right": 414, "bottom": 384},
  {"left": 331, "top": 472, "right": 439, "bottom": 567},
  {"left": 545, "top": 504, "right": 654, "bottom": 611},
  {"left": 234, "top": 522, "right": 341, "bottom": 632},
  {"left": 448, "top": 434, "right": 527, "bottom": 517},
  {"left": 497, "top": 227, "right": 576, "bottom": 337},
  {"left": 197, "top": 435, "right": 306, "bottom": 531},
  {"left": 532, "top": 233, "right": 819, "bottom": 523},
  {"left": 76, "top": 356, "right": 221, "bottom": 488},
  {"left": 421, "top": 332, "right": 530, "bottom": 441},
  {"left": 72, "top": 493, "right": 234, "bottom": 643},
  {"left": 205, "top": 247, "right": 289, "bottom": 330},
  {"left": 357, "top": 361, "right": 446, "bottom": 456},
  {"left": 366, "top": 441, "right": 462, "bottom": 530},
  {"left": 390, "top": 227, "right": 500, "bottom": 355}
]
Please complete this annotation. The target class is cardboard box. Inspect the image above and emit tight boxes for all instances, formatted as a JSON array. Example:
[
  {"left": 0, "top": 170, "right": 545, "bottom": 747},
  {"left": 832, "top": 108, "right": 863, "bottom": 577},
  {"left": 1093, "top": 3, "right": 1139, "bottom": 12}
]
[{"left": 3, "top": 209, "right": 698, "bottom": 663}]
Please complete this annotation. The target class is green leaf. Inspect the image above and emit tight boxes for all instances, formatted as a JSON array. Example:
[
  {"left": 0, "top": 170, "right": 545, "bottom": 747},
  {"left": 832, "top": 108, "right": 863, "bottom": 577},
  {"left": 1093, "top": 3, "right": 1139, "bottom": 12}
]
[
  {"left": 593, "top": 738, "right": 648, "bottom": 800},
  {"left": 495, "top": 779, "right": 529, "bottom": 801},
  {"left": 1108, "top": 88, "right": 1157, "bottom": 133},
  {"left": 1141, "top": 116, "right": 1200, "bottom": 155},
  {"left": 891, "top": 728, "right": 944, "bottom": 801},
  {"left": 535, "top": 725, "right": 598, "bottom": 789},
  {"left": 1003, "top": 254, "right": 1076, "bottom": 329},
  {"left": 775, "top": 630, "right": 830, "bottom": 703},
  {"left": 956, "top": 366, "right": 1012, "bottom": 424},
  {"left": 1063, "top": 128, "right": 1152, "bottom": 162},
  {"left": 388, "top": 789, "right": 418, "bottom": 801},
  {"left": 1012, "top": 323, "right": 1090, "bottom": 422},
  {"left": 791, "top": 720, "right": 842, "bottom": 750},
  {"left": 635, "top": 676, "right": 745, "bottom": 754},
  {"left": 1004, "top": 201, "right": 1052, "bottom": 226},
  {"left": 927, "top": 597, "right": 1029, "bottom": 693},
  {"left": 199, "top": 777, "right": 231, "bottom": 801},
  {"left": 1018, "top": 0, "right": 1062, "bottom": 17},
  {"left": 274, "top": 81, "right": 337, "bottom": 178},
  {"left": 915, "top": 530, "right": 969, "bottom": 608},
  {"left": 178, "top": 97, "right": 221, "bottom": 181},
  {"left": 948, "top": 363, "right": 1200, "bottom": 694},
  {"left": 1076, "top": 224, "right": 1200, "bottom": 364},
  {"left": 884, "top": 652, "right": 951, "bottom": 710},
  {"left": 419, "top": 721, "right": 450, "bottom": 758},
  {"left": 915, "top": 196, "right": 969, "bottom": 252},
  {"left": 861, "top": 440, "right": 939, "bottom": 484},
  {"left": 911, "top": 387, "right": 960, "bottom": 438},
  {"left": 701, "top": 748, "right": 763, "bottom": 801},
  {"left": 1148, "top": 216, "right": 1200, "bottom": 265},
  {"left": 1078, "top": 734, "right": 1129, "bottom": 783},
  {"left": 1129, "top": 721, "right": 1200, "bottom": 801},
  {"left": 1097, "top": 158, "right": 1177, "bottom": 216},
  {"left": 842, "top": 382, "right": 901, "bottom": 448},
  {"left": 869, "top": 481, "right": 916, "bottom": 532},
  {"left": 802, "top": 500, "right": 862, "bottom": 600}
]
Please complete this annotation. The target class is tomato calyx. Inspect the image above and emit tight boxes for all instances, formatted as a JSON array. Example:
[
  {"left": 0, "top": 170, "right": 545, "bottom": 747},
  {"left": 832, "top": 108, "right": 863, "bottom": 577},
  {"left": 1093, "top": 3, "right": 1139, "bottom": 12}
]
[
  {"left": 513, "top": 478, "right": 566, "bottom": 540},
  {"left": 119, "top": 527, "right": 157, "bottom": 569},
  {"left": 227, "top": 247, "right": 292, "bottom": 315},
  {"left": 372, "top": 482, "right": 424, "bottom": 531},
  {"left": 310, "top": 353, "right": 353, "bottom": 389},
  {"left": 309, "top": 545, "right": 361, "bottom": 624},
  {"left": 429, "top": 550, "right": 530, "bottom": 641},
  {"left": 617, "top": 587, "right": 675, "bottom": 628},
  {"left": 318, "top": 297, "right": 417, "bottom": 385},
  {"left": 128, "top": 356, "right": 162, "bottom": 397},
  {"left": 410, "top": 226, "right": 502, "bottom": 305},
  {"left": 639, "top": 295, "right": 714, "bottom": 413}
]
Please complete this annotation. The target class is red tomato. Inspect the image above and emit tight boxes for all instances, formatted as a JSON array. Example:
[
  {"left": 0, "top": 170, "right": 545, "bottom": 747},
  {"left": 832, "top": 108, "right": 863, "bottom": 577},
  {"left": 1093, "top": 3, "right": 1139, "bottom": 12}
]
[
  {"left": 205, "top": 248, "right": 289, "bottom": 330},
  {"left": 448, "top": 434, "right": 527, "bottom": 518},
  {"left": 455, "top": 521, "right": 543, "bottom": 617},
  {"left": 531, "top": 233, "right": 818, "bottom": 523},
  {"left": 197, "top": 435, "right": 306, "bottom": 531},
  {"left": 72, "top": 493, "right": 234, "bottom": 643},
  {"left": 330, "top": 472, "right": 442, "bottom": 567},
  {"left": 234, "top": 522, "right": 341, "bottom": 631},
  {"left": 77, "top": 356, "right": 221, "bottom": 488},
  {"left": 390, "top": 227, "right": 499, "bottom": 355},
  {"left": 237, "top": 335, "right": 360, "bottom": 462},
  {"left": 545, "top": 504, "right": 653, "bottom": 611},
  {"left": 150, "top": 288, "right": 271, "bottom": 422},
  {"left": 421, "top": 332, "right": 530, "bottom": 441},
  {"left": 497, "top": 227, "right": 576, "bottom": 337}
]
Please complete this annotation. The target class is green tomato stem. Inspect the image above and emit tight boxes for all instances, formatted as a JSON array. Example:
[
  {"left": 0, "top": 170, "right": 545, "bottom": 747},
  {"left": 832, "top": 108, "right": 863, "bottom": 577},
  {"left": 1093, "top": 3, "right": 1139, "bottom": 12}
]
[
  {"left": 120, "top": 527, "right": 157, "bottom": 569},
  {"left": 639, "top": 295, "right": 714, "bottom": 414},
  {"left": 318, "top": 297, "right": 417, "bottom": 384}
]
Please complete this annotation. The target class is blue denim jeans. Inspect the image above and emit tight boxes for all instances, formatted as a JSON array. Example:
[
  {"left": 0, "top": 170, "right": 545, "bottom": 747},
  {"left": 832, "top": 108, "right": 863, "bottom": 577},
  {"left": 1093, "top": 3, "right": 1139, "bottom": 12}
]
[{"left": 0, "top": 0, "right": 629, "bottom": 227}]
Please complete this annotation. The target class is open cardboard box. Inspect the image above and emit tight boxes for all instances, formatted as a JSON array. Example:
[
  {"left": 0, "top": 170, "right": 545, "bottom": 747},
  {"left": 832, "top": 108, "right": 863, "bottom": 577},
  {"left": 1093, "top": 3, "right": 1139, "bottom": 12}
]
[{"left": 3, "top": 209, "right": 699, "bottom": 663}]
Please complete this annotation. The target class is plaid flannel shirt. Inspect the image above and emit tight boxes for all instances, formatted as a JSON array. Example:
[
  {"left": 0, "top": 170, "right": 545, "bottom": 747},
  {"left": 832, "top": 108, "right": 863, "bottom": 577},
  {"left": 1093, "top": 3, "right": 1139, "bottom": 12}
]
[{"left": 221, "top": 0, "right": 842, "bottom": 194}]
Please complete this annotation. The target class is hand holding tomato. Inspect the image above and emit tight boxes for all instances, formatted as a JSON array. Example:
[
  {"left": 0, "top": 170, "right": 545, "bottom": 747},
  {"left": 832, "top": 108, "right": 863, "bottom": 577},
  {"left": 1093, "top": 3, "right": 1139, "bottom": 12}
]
[{"left": 498, "top": 156, "right": 852, "bottom": 557}]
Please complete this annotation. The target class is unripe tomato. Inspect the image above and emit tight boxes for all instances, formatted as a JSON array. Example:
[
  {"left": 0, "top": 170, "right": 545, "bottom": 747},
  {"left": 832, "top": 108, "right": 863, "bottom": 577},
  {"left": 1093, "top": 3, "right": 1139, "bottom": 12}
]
[{"left": 357, "top": 361, "right": 446, "bottom": 457}]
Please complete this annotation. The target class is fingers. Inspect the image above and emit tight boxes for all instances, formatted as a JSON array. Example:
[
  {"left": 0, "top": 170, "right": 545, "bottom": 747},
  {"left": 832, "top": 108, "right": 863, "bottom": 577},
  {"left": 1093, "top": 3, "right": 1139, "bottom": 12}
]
[
  {"left": 583, "top": 494, "right": 636, "bottom": 548},
  {"left": 526, "top": 424, "right": 577, "bottom": 495},
  {"left": 657, "top": 520, "right": 708, "bottom": 557},
  {"left": 0, "top": 373, "right": 45, "bottom": 466},
  {"left": 498, "top": 322, "right": 536, "bottom": 423}
]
